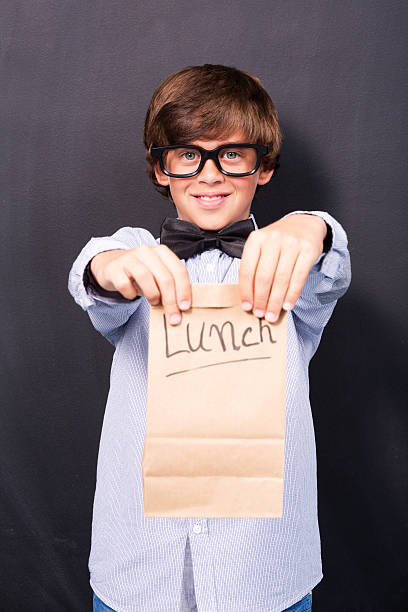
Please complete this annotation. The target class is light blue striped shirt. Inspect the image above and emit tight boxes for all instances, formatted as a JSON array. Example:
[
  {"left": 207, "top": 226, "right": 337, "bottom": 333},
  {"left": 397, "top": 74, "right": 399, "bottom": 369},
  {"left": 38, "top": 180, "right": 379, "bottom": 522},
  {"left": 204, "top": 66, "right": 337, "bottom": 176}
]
[{"left": 68, "top": 210, "right": 351, "bottom": 612}]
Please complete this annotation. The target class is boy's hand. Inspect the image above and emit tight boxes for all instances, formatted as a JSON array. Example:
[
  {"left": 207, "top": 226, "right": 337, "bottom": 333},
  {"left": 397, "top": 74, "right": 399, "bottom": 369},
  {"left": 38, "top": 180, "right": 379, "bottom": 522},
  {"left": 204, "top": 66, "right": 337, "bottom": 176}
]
[
  {"left": 90, "top": 245, "right": 192, "bottom": 325},
  {"left": 239, "top": 214, "right": 327, "bottom": 322}
]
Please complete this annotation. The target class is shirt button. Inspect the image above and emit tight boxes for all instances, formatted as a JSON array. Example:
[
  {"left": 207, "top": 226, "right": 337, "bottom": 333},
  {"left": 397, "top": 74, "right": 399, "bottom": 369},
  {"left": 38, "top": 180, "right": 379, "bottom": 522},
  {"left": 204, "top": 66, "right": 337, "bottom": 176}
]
[{"left": 193, "top": 523, "right": 202, "bottom": 534}]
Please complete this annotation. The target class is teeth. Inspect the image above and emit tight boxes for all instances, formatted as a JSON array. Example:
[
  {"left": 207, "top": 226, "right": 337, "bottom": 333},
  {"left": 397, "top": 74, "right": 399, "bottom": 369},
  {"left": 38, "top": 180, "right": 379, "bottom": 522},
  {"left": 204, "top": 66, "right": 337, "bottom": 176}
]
[{"left": 198, "top": 195, "right": 223, "bottom": 200}]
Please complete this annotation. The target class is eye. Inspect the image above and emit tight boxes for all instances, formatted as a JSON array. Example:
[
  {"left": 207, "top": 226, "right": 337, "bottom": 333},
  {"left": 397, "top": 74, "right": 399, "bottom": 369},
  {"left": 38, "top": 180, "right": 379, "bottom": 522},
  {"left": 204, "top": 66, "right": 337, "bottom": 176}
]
[
  {"left": 180, "top": 150, "right": 198, "bottom": 161},
  {"left": 222, "top": 150, "right": 241, "bottom": 160}
]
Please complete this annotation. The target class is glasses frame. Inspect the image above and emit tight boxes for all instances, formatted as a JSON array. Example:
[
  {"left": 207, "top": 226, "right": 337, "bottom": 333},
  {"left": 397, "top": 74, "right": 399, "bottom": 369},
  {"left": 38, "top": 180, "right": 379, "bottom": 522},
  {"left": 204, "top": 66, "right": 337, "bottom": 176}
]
[{"left": 150, "top": 143, "right": 269, "bottom": 178}]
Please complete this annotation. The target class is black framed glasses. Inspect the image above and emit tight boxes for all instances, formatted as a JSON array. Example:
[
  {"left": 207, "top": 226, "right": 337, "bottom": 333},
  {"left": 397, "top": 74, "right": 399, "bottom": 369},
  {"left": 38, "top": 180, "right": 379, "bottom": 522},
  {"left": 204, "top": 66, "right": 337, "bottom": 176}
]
[{"left": 150, "top": 143, "right": 269, "bottom": 178}]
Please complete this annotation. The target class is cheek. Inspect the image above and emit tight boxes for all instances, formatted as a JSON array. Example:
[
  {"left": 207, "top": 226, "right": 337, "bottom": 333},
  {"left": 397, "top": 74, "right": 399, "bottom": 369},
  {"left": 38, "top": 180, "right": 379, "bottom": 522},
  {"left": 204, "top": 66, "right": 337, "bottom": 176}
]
[
  {"left": 168, "top": 180, "right": 186, "bottom": 196},
  {"left": 234, "top": 175, "right": 258, "bottom": 193},
  {"left": 173, "top": 179, "right": 193, "bottom": 193},
  {"left": 235, "top": 178, "right": 257, "bottom": 197}
]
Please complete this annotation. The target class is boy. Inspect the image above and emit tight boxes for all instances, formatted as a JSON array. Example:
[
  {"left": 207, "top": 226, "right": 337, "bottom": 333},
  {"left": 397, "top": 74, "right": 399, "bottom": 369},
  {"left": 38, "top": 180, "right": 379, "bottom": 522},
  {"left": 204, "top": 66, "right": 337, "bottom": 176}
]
[{"left": 68, "top": 64, "right": 351, "bottom": 612}]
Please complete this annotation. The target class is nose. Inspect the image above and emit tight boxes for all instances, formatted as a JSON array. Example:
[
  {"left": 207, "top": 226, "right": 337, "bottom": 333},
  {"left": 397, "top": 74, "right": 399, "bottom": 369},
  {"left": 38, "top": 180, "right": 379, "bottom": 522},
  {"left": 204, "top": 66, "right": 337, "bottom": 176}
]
[{"left": 198, "top": 157, "right": 224, "bottom": 183}]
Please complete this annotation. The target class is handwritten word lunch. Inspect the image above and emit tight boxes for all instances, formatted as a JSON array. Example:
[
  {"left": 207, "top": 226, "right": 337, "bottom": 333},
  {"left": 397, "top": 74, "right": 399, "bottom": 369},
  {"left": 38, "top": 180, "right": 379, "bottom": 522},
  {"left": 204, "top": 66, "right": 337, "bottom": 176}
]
[{"left": 163, "top": 314, "right": 278, "bottom": 359}]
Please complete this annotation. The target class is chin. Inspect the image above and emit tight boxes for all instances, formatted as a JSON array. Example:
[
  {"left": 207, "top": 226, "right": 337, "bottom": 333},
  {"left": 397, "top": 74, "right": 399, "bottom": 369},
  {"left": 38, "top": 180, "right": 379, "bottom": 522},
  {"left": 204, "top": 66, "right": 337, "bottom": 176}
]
[{"left": 196, "top": 215, "right": 231, "bottom": 231}]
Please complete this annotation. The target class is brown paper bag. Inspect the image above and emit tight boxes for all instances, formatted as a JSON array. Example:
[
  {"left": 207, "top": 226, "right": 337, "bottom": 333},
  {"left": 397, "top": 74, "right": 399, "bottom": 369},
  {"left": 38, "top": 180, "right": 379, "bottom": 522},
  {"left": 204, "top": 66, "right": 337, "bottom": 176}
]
[{"left": 142, "top": 283, "right": 287, "bottom": 518}]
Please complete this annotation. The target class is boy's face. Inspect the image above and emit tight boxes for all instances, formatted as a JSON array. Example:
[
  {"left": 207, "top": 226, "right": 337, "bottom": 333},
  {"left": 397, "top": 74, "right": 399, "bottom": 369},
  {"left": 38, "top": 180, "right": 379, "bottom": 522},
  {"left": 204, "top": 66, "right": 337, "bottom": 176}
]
[{"left": 154, "top": 130, "right": 274, "bottom": 230}]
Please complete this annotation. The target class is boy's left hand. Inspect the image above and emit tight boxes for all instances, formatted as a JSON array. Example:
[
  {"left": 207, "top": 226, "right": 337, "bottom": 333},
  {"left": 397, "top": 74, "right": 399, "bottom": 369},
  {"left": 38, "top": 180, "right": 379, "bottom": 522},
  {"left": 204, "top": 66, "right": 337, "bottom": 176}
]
[{"left": 239, "top": 213, "right": 328, "bottom": 322}]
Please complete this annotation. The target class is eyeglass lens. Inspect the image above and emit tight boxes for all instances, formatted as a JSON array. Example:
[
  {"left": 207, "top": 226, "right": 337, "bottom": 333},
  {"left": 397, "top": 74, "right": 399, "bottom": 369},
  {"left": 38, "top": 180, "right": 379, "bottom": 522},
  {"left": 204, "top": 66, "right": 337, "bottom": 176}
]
[{"left": 162, "top": 147, "right": 258, "bottom": 175}]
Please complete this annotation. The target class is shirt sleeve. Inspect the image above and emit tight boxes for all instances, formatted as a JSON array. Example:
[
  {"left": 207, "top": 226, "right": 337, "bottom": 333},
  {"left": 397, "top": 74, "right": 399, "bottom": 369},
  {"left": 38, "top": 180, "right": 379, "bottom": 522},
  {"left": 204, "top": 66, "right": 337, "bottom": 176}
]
[
  {"left": 281, "top": 210, "right": 352, "bottom": 362},
  {"left": 67, "top": 225, "right": 157, "bottom": 347}
]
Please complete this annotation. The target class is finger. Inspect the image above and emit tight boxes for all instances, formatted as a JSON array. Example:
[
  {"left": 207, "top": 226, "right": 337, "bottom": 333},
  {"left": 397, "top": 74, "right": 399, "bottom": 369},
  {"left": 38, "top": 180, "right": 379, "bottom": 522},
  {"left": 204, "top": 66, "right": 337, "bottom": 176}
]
[
  {"left": 103, "top": 251, "right": 159, "bottom": 302},
  {"left": 264, "top": 248, "right": 298, "bottom": 322},
  {"left": 238, "top": 231, "right": 262, "bottom": 311},
  {"left": 136, "top": 246, "right": 183, "bottom": 325},
  {"left": 121, "top": 258, "right": 161, "bottom": 304},
  {"left": 280, "top": 250, "right": 317, "bottom": 312},
  {"left": 251, "top": 241, "right": 281, "bottom": 317},
  {"left": 154, "top": 245, "right": 192, "bottom": 310},
  {"left": 126, "top": 245, "right": 181, "bottom": 325}
]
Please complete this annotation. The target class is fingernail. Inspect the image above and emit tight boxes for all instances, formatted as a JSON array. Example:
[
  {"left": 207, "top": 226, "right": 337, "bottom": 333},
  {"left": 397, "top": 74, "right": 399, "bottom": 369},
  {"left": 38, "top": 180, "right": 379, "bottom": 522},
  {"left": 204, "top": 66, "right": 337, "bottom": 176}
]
[
  {"left": 241, "top": 301, "right": 252, "bottom": 311},
  {"left": 169, "top": 313, "right": 181, "bottom": 324},
  {"left": 253, "top": 309, "right": 265, "bottom": 318},
  {"left": 179, "top": 300, "right": 190, "bottom": 310},
  {"left": 265, "top": 312, "right": 278, "bottom": 322},
  {"left": 283, "top": 302, "right": 293, "bottom": 311}
]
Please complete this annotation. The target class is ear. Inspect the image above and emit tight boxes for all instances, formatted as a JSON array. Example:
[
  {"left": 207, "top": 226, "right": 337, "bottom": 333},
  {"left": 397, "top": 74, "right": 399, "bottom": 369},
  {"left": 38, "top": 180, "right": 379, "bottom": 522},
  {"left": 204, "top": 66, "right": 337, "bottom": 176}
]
[
  {"left": 257, "top": 167, "right": 274, "bottom": 186},
  {"left": 154, "top": 161, "right": 170, "bottom": 186}
]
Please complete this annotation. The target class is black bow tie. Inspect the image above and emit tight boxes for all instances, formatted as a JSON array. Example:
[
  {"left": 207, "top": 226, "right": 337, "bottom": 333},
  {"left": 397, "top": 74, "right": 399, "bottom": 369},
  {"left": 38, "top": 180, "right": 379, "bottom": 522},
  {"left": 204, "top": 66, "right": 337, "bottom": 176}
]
[{"left": 159, "top": 217, "right": 256, "bottom": 260}]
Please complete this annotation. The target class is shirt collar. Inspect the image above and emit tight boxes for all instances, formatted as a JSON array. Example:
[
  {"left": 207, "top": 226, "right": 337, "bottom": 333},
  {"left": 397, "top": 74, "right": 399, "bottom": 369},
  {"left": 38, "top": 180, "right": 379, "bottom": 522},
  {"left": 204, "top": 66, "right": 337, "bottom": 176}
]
[{"left": 248, "top": 212, "right": 258, "bottom": 230}]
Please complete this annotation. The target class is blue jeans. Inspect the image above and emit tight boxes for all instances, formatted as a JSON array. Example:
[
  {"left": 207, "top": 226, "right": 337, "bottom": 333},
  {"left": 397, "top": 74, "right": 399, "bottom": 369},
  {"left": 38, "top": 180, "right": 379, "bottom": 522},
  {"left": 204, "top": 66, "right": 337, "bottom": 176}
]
[{"left": 92, "top": 590, "right": 312, "bottom": 611}]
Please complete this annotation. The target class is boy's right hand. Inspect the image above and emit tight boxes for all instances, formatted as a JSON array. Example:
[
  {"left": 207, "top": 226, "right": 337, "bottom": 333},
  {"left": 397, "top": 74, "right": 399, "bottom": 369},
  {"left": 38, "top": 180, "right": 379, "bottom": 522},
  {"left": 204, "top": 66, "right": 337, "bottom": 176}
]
[{"left": 89, "top": 246, "right": 192, "bottom": 325}]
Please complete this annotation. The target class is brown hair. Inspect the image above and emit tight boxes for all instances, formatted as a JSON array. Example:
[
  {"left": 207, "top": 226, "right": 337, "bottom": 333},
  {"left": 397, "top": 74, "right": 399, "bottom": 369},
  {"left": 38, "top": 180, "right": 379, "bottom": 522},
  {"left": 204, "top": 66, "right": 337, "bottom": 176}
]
[{"left": 143, "top": 64, "right": 282, "bottom": 201}]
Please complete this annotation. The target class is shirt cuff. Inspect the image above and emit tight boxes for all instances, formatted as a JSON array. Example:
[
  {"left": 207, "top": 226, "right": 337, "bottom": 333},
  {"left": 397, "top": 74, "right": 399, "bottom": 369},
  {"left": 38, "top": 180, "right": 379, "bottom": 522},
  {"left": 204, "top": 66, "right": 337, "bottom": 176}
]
[
  {"left": 68, "top": 238, "right": 135, "bottom": 310},
  {"left": 83, "top": 259, "right": 140, "bottom": 302}
]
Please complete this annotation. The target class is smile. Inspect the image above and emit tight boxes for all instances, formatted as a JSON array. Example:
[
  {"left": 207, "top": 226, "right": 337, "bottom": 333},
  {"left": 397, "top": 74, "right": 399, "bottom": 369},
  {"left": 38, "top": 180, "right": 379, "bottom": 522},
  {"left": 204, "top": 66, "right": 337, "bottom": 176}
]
[{"left": 193, "top": 193, "right": 231, "bottom": 209}]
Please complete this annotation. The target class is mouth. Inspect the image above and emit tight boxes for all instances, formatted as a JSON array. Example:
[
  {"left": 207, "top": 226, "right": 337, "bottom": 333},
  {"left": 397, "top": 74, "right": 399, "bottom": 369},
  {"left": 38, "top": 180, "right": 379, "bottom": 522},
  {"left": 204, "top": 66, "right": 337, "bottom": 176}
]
[{"left": 192, "top": 193, "right": 232, "bottom": 209}]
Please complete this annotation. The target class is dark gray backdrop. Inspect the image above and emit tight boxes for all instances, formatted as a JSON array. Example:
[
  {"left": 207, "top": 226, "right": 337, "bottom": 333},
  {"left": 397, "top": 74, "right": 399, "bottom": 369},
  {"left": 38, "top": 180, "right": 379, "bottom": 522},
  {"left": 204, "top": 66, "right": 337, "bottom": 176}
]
[{"left": 2, "top": 1, "right": 407, "bottom": 610}]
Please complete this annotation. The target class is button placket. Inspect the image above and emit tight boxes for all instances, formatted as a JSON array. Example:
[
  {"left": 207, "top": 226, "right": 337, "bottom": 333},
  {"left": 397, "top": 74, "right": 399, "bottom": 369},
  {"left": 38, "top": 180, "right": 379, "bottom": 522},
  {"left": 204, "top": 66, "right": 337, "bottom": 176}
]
[
  {"left": 189, "top": 518, "right": 208, "bottom": 535},
  {"left": 187, "top": 518, "right": 217, "bottom": 610}
]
